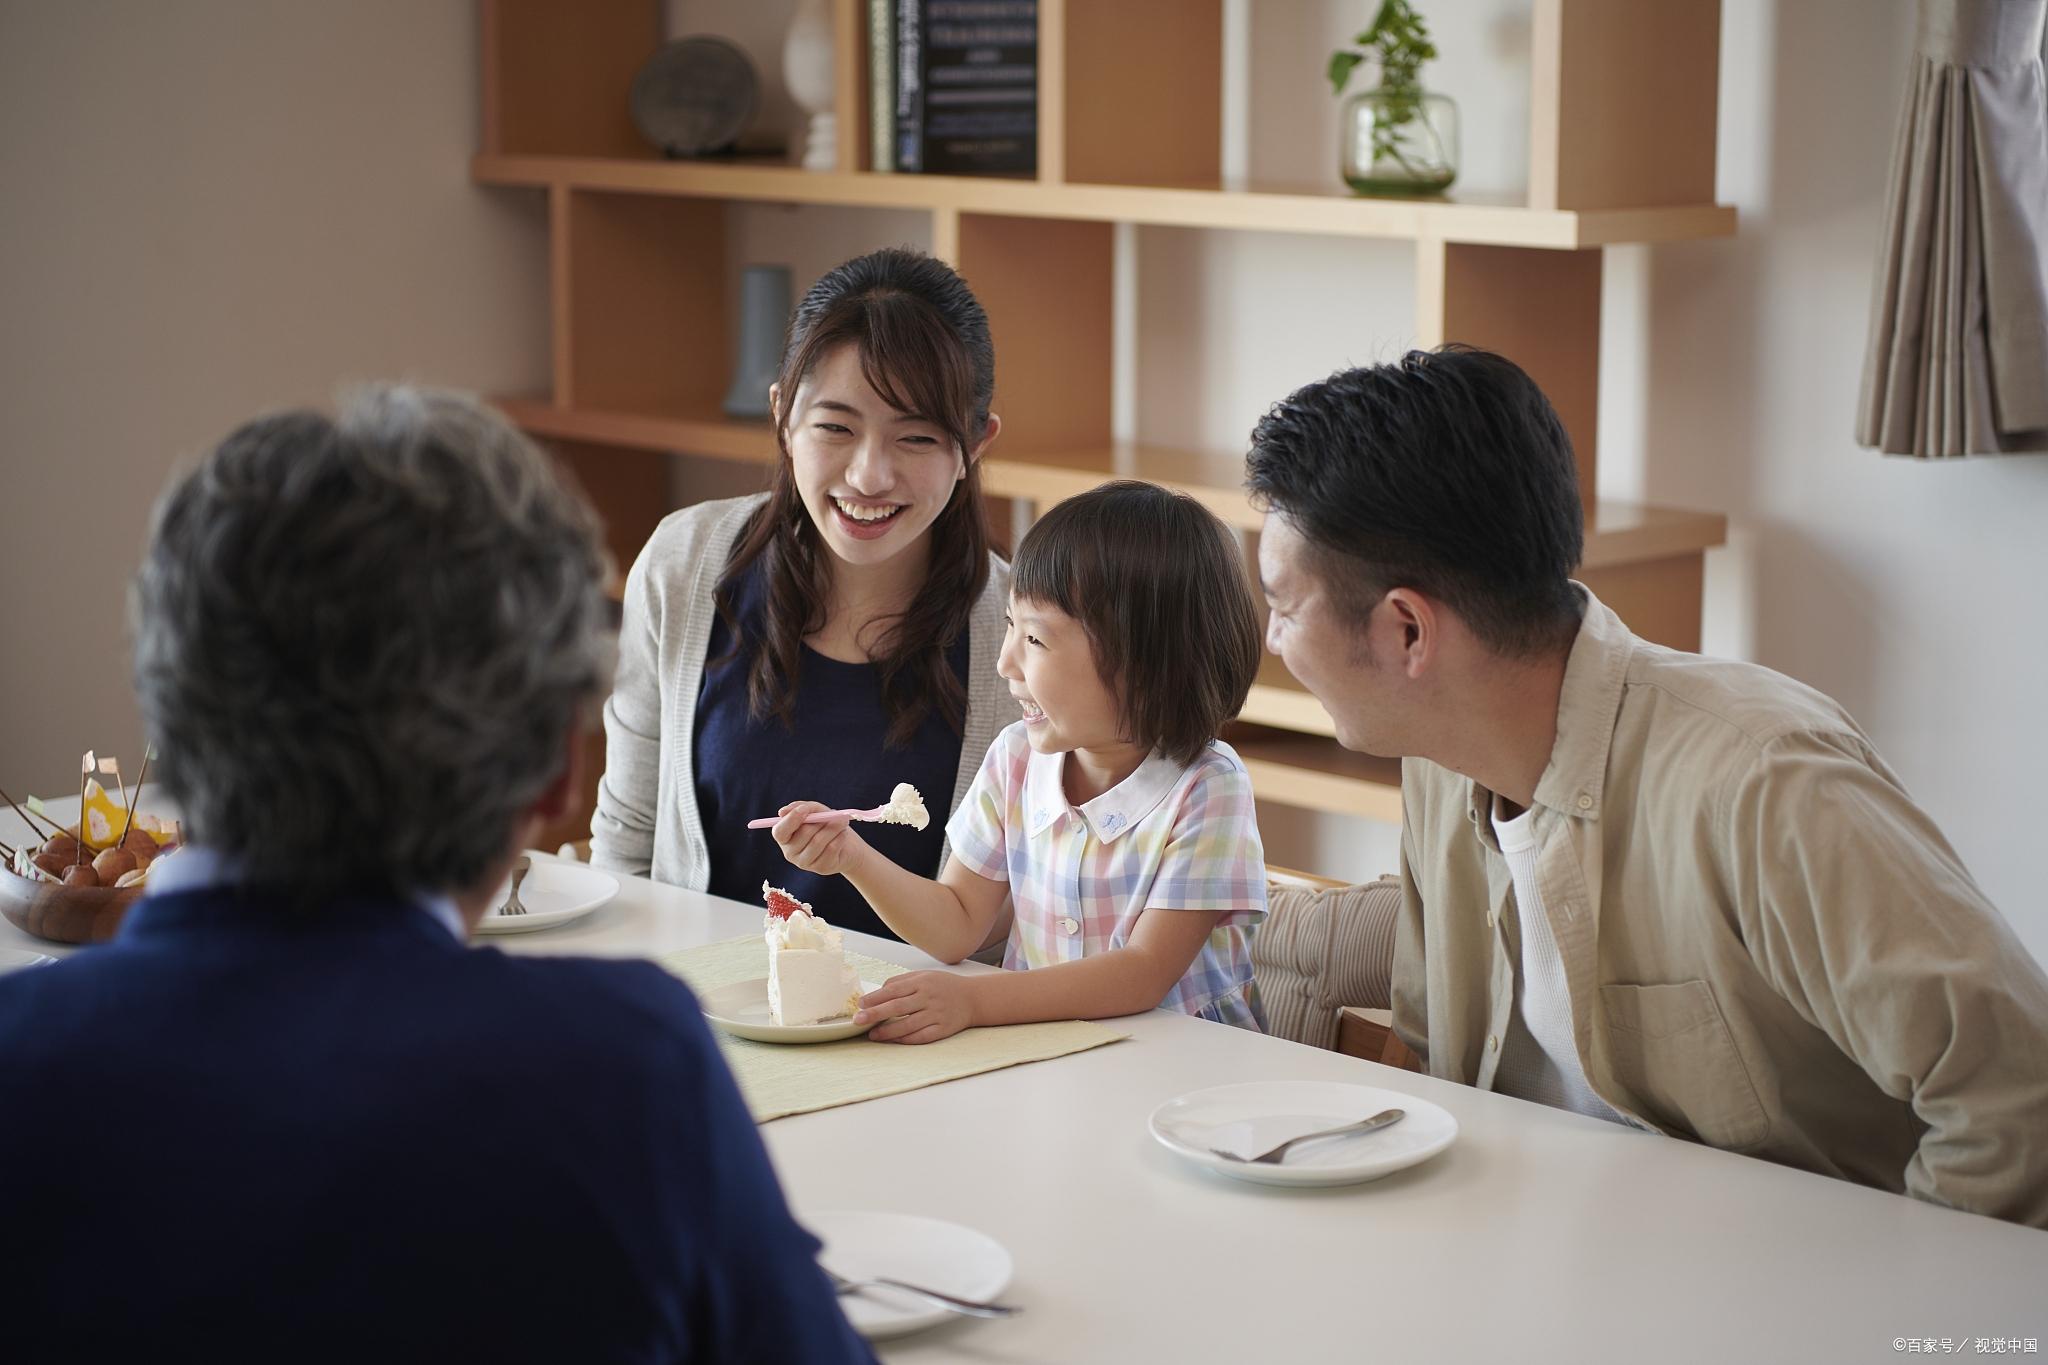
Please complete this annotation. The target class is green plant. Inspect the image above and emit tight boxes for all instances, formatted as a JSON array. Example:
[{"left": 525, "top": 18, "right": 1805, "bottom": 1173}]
[{"left": 1328, "top": 1, "right": 1440, "bottom": 177}]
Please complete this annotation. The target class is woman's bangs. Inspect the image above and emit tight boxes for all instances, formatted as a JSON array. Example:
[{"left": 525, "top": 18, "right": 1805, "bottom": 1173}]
[{"left": 853, "top": 295, "right": 978, "bottom": 455}]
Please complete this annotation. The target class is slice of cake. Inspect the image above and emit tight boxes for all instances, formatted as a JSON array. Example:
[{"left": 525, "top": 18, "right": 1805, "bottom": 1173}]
[{"left": 762, "top": 881, "right": 862, "bottom": 1026}]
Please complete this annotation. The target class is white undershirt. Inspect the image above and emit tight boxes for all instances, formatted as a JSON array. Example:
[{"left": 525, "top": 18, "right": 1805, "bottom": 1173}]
[{"left": 1490, "top": 799, "right": 1626, "bottom": 1123}]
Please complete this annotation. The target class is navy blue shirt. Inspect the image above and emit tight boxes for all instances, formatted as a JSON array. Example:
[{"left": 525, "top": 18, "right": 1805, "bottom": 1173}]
[
  {"left": 695, "top": 560, "right": 967, "bottom": 940},
  {"left": 0, "top": 889, "right": 875, "bottom": 1365}
]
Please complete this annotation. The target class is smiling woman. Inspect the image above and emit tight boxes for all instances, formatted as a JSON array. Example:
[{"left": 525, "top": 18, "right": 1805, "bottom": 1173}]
[{"left": 589, "top": 250, "right": 1021, "bottom": 940}]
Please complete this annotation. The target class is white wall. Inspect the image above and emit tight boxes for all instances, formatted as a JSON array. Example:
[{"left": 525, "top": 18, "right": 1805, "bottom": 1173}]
[
  {"left": 1646, "top": 1, "right": 2048, "bottom": 971},
  {"left": 0, "top": 1, "right": 550, "bottom": 799},
  {"left": 3, "top": 1, "right": 2041, "bottom": 970}
]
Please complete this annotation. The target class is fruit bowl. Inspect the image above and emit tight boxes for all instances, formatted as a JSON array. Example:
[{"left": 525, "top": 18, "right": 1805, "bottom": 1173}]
[{"left": 0, "top": 862, "right": 140, "bottom": 944}]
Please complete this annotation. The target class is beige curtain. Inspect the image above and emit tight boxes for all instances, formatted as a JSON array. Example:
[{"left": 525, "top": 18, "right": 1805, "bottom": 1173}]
[{"left": 1859, "top": 0, "right": 2048, "bottom": 458}]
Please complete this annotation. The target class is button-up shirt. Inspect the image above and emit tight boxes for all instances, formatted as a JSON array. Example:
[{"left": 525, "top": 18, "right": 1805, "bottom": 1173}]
[
  {"left": 1394, "top": 587, "right": 2048, "bottom": 1227},
  {"left": 948, "top": 722, "right": 1266, "bottom": 1029}
]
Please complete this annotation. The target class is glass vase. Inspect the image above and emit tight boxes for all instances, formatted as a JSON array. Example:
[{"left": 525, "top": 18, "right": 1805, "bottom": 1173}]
[{"left": 1340, "top": 87, "right": 1458, "bottom": 196}]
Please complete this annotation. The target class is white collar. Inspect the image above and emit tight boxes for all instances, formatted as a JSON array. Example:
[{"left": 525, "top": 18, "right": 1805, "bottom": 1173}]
[
  {"left": 146, "top": 844, "right": 466, "bottom": 942},
  {"left": 1022, "top": 745, "right": 1186, "bottom": 843}
]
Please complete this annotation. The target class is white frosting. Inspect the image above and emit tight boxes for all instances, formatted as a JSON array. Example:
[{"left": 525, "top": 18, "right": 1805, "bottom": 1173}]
[
  {"left": 765, "top": 905, "right": 862, "bottom": 1026},
  {"left": 875, "top": 782, "right": 930, "bottom": 831}
]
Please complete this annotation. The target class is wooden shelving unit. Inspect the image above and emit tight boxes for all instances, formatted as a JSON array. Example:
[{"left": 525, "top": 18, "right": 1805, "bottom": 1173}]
[
  {"left": 476, "top": 0, "right": 1732, "bottom": 827},
  {"left": 471, "top": 155, "right": 1736, "bottom": 249}
]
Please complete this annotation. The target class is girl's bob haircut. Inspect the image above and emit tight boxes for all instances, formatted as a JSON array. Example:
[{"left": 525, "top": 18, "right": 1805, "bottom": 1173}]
[{"left": 1011, "top": 480, "right": 1260, "bottom": 766}]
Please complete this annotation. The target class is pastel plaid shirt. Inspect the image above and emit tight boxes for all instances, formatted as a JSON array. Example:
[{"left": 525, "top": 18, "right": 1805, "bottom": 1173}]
[{"left": 946, "top": 722, "right": 1267, "bottom": 1030}]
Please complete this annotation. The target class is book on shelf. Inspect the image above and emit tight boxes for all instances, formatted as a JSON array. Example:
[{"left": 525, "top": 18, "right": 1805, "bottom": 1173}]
[
  {"left": 891, "top": 0, "right": 1036, "bottom": 177},
  {"left": 894, "top": 0, "right": 920, "bottom": 171},
  {"left": 869, "top": 0, "right": 894, "bottom": 171}
]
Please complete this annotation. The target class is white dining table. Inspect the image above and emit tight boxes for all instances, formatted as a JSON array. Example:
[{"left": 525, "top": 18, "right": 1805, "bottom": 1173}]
[{"left": 4, "top": 807, "right": 2045, "bottom": 1363}]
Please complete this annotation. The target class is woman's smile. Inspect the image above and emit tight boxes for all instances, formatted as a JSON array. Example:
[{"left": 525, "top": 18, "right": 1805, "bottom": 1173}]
[{"left": 829, "top": 494, "right": 907, "bottom": 538}]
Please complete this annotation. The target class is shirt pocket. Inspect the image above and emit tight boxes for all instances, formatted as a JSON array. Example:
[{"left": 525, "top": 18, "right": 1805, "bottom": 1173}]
[{"left": 1599, "top": 980, "right": 1769, "bottom": 1151}]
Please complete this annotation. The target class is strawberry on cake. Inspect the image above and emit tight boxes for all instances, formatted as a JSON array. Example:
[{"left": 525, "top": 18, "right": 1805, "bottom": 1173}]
[{"left": 762, "top": 882, "right": 862, "bottom": 1026}]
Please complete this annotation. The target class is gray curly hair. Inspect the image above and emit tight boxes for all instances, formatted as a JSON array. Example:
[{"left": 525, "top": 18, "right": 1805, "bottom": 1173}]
[{"left": 132, "top": 385, "right": 614, "bottom": 897}]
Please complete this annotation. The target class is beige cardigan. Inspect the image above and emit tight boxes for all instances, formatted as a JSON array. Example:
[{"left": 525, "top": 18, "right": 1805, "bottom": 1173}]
[{"left": 590, "top": 493, "right": 1018, "bottom": 889}]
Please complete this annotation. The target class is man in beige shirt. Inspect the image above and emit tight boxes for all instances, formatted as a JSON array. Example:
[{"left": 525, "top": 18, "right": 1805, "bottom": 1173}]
[{"left": 1247, "top": 347, "right": 2048, "bottom": 1227}]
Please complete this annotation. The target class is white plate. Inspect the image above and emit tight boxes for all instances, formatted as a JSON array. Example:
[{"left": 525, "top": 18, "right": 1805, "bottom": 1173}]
[
  {"left": 0, "top": 947, "right": 59, "bottom": 974},
  {"left": 805, "top": 1210, "right": 1014, "bottom": 1340},
  {"left": 1148, "top": 1080, "right": 1458, "bottom": 1187},
  {"left": 472, "top": 858, "right": 619, "bottom": 935},
  {"left": 699, "top": 977, "right": 882, "bottom": 1043}
]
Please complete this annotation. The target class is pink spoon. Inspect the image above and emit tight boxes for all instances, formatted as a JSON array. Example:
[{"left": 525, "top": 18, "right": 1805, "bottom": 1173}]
[{"left": 746, "top": 805, "right": 885, "bottom": 830}]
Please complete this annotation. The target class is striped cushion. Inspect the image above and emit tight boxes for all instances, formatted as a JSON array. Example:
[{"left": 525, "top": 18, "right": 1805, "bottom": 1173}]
[{"left": 1252, "top": 875, "right": 1401, "bottom": 1051}]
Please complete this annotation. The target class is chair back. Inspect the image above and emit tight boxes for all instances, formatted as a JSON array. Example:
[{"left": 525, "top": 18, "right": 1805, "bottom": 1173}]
[{"left": 1256, "top": 864, "right": 1415, "bottom": 1068}]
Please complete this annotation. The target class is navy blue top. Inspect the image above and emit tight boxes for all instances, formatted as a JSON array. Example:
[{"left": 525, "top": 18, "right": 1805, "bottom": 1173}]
[
  {"left": 695, "top": 559, "right": 966, "bottom": 940},
  {"left": 0, "top": 889, "right": 874, "bottom": 1365}
]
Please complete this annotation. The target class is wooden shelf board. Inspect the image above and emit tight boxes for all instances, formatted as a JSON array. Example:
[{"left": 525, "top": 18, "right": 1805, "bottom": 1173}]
[
  {"left": 981, "top": 443, "right": 1252, "bottom": 528},
  {"left": 492, "top": 400, "right": 1728, "bottom": 573},
  {"left": 473, "top": 154, "right": 1736, "bottom": 250},
  {"left": 1243, "top": 654, "right": 1339, "bottom": 738},
  {"left": 992, "top": 445, "right": 1727, "bottom": 566},
  {"left": 495, "top": 394, "right": 776, "bottom": 464},
  {"left": 1577, "top": 500, "right": 1729, "bottom": 569},
  {"left": 1226, "top": 723, "right": 1404, "bottom": 822}
]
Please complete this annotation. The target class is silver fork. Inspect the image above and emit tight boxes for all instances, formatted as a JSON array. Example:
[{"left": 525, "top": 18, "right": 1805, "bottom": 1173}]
[
  {"left": 1206, "top": 1107, "right": 1406, "bottom": 1165},
  {"left": 825, "top": 1268, "right": 1021, "bottom": 1318},
  {"left": 498, "top": 856, "right": 531, "bottom": 915}
]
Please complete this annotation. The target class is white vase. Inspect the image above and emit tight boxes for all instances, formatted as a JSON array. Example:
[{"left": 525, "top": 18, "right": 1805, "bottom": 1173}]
[{"left": 783, "top": 0, "right": 837, "bottom": 172}]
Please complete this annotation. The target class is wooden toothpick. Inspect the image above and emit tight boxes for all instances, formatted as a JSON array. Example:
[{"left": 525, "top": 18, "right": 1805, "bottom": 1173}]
[
  {"left": 116, "top": 745, "right": 155, "bottom": 848},
  {"left": 78, "top": 750, "right": 93, "bottom": 865},
  {"left": 0, "top": 784, "right": 62, "bottom": 841}
]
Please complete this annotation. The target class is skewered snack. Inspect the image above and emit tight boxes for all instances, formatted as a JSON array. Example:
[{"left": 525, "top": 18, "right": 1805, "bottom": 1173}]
[
  {"left": 1, "top": 747, "right": 181, "bottom": 943},
  {"left": 11, "top": 812, "right": 175, "bottom": 888}
]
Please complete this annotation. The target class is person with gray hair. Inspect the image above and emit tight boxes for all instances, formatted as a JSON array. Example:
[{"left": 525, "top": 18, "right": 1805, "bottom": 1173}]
[
  {"left": 134, "top": 385, "right": 613, "bottom": 899},
  {"left": 0, "top": 387, "right": 876, "bottom": 1364}
]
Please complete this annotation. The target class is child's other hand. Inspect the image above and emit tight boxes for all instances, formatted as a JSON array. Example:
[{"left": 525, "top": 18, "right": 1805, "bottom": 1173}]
[
  {"left": 770, "top": 802, "right": 869, "bottom": 877},
  {"left": 854, "top": 971, "right": 976, "bottom": 1044}
]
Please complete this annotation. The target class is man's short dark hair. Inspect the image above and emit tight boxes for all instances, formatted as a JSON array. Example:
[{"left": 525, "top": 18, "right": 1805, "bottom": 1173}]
[
  {"left": 1012, "top": 481, "right": 1259, "bottom": 767},
  {"left": 1245, "top": 346, "right": 1586, "bottom": 655}
]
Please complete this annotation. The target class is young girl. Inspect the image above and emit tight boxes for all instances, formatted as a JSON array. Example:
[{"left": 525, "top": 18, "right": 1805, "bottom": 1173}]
[{"left": 772, "top": 480, "right": 1269, "bottom": 1042}]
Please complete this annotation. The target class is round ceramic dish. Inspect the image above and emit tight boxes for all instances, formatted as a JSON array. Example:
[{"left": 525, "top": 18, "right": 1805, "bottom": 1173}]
[
  {"left": 804, "top": 1210, "right": 1014, "bottom": 1340},
  {"left": 1148, "top": 1080, "right": 1459, "bottom": 1187},
  {"left": 698, "top": 977, "right": 883, "bottom": 1044}
]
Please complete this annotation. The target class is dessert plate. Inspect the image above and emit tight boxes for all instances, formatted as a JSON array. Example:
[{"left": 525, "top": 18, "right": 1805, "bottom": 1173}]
[
  {"left": 699, "top": 977, "right": 883, "bottom": 1043},
  {"left": 473, "top": 858, "right": 619, "bottom": 935},
  {"left": 1148, "top": 1080, "right": 1458, "bottom": 1187},
  {"left": 0, "top": 947, "right": 60, "bottom": 974},
  {"left": 804, "top": 1210, "right": 1014, "bottom": 1340}
]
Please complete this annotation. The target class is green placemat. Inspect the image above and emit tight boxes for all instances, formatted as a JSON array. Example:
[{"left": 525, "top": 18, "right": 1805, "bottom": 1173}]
[{"left": 659, "top": 936, "right": 1127, "bottom": 1122}]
